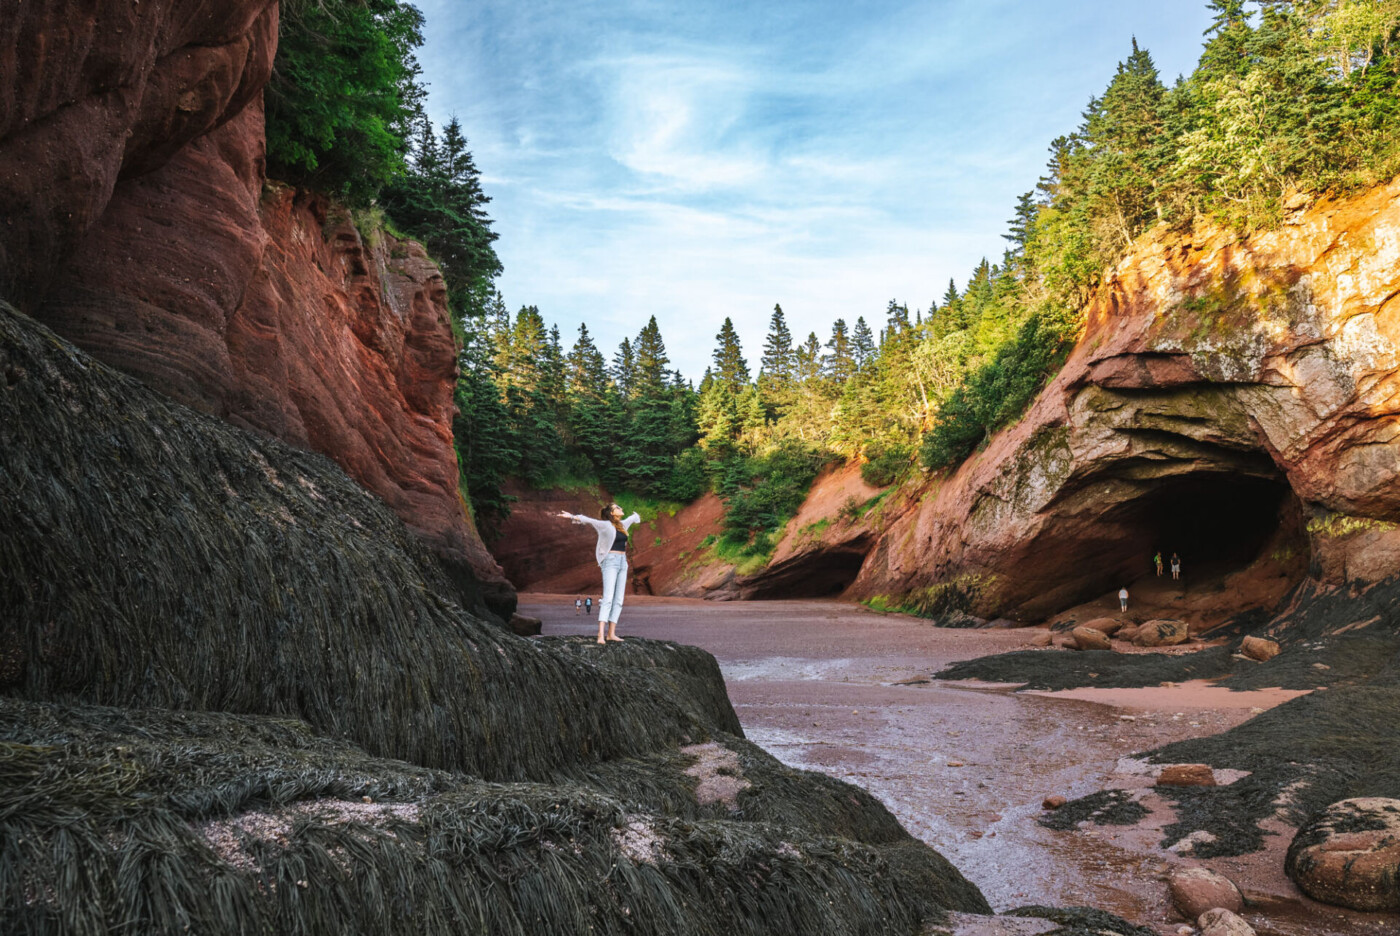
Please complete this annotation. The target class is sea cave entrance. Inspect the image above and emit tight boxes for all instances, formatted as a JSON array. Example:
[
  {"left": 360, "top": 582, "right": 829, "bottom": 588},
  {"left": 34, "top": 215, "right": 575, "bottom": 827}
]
[
  {"left": 741, "top": 546, "right": 869, "bottom": 600},
  {"left": 1021, "top": 466, "right": 1311, "bottom": 622},
  {"left": 1109, "top": 472, "right": 1300, "bottom": 580}
]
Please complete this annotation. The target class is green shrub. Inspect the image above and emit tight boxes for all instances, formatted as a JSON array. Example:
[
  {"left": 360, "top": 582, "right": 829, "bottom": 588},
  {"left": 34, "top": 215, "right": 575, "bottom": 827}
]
[{"left": 860, "top": 442, "right": 912, "bottom": 487}]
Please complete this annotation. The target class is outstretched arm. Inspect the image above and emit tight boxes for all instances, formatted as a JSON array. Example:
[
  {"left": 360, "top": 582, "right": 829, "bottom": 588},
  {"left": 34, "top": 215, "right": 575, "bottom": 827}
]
[
  {"left": 558, "top": 511, "right": 609, "bottom": 531},
  {"left": 621, "top": 512, "right": 642, "bottom": 530}
]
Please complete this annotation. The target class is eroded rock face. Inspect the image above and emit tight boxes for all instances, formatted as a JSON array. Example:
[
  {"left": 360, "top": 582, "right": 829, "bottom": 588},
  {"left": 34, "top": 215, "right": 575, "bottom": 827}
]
[
  {"left": 0, "top": 0, "right": 512, "bottom": 617},
  {"left": 0, "top": 0, "right": 279, "bottom": 305},
  {"left": 853, "top": 181, "right": 1400, "bottom": 620}
]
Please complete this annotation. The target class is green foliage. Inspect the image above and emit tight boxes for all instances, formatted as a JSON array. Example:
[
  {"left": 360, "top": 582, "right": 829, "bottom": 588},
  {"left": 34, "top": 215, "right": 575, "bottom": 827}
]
[
  {"left": 860, "top": 442, "right": 912, "bottom": 487},
  {"left": 266, "top": 0, "right": 426, "bottom": 205},
  {"left": 381, "top": 116, "right": 501, "bottom": 315},
  {"left": 920, "top": 307, "right": 1076, "bottom": 470},
  {"left": 717, "top": 442, "right": 829, "bottom": 554}
]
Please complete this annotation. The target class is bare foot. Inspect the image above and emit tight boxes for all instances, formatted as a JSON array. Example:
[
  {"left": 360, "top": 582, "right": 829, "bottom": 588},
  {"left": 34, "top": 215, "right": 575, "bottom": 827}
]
[
  {"left": 596, "top": 636, "right": 606, "bottom": 645},
  {"left": 606, "top": 636, "right": 623, "bottom": 642}
]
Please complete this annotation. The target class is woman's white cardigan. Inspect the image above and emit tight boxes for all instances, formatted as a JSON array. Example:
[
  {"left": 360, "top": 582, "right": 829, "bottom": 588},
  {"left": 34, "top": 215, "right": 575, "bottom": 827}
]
[{"left": 565, "top": 512, "right": 642, "bottom": 565}]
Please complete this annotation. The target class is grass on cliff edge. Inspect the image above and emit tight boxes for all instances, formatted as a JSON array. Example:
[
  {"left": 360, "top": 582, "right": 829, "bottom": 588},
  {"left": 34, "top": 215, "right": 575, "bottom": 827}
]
[{"left": 0, "top": 697, "right": 989, "bottom": 936}]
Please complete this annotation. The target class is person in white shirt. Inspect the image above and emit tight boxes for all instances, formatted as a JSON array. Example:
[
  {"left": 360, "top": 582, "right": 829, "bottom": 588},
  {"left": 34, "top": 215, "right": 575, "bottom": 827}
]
[
  {"left": 557, "top": 503, "right": 642, "bottom": 644},
  {"left": 1118, "top": 586, "right": 1129, "bottom": 613}
]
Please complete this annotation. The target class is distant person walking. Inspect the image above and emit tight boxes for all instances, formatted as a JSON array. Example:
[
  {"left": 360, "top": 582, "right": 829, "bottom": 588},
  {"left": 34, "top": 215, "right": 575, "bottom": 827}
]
[
  {"left": 1119, "top": 586, "right": 1129, "bottom": 613},
  {"left": 1154, "top": 551, "right": 1164, "bottom": 576},
  {"left": 585, "top": 596, "right": 592, "bottom": 615},
  {"left": 1171, "top": 553, "right": 1182, "bottom": 581},
  {"left": 558, "top": 503, "right": 642, "bottom": 644},
  {"left": 574, "top": 596, "right": 582, "bottom": 615}
]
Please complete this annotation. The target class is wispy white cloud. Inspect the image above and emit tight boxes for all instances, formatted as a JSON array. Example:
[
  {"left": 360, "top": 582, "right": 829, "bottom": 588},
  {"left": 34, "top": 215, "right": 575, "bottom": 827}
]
[{"left": 413, "top": 0, "right": 1215, "bottom": 379}]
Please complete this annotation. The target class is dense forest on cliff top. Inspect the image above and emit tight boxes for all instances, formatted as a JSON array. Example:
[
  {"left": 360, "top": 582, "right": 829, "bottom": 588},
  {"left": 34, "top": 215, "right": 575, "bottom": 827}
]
[{"left": 265, "top": 0, "right": 1400, "bottom": 556}]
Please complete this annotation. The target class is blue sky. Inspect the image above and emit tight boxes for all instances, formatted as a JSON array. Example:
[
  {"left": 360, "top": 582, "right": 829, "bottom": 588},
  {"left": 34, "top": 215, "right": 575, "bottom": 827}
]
[{"left": 414, "top": 1, "right": 1216, "bottom": 382}]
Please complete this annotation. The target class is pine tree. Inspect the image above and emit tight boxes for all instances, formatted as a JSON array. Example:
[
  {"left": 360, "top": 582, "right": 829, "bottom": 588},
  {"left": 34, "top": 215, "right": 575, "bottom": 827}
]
[
  {"left": 851, "top": 317, "right": 876, "bottom": 371},
  {"left": 612, "top": 338, "right": 636, "bottom": 399},
  {"left": 796, "top": 332, "right": 823, "bottom": 383},
  {"left": 453, "top": 317, "right": 517, "bottom": 541},
  {"left": 824, "top": 319, "right": 855, "bottom": 383},
  {"left": 760, "top": 304, "right": 795, "bottom": 381},
  {"left": 712, "top": 317, "right": 751, "bottom": 392}
]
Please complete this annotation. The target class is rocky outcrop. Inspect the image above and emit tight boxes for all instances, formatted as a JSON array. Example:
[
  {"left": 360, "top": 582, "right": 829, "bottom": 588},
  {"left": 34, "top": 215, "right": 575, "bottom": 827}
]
[
  {"left": 853, "top": 180, "right": 1400, "bottom": 621},
  {"left": 0, "top": 0, "right": 512, "bottom": 617}
]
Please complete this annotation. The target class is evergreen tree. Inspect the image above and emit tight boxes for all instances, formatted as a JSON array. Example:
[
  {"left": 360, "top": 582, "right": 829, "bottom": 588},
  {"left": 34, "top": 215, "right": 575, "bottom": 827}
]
[
  {"left": 379, "top": 114, "right": 501, "bottom": 315},
  {"left": 612, "top": 338, "right": 636, "bottom": 399},
  {"left": 824, "top": 319, "right": 855, "bottom": 383},
  {"left": 796, "top": 332, "right": 824, "bottom": 383},
  {"left": 712, "top": 317, "right": 751, "bottom": 392},
  {"left": 453, "top": 319, "right": 517, "bottom": 540},
  {"left": 851, "top": 317, "right": 877, "bottom": 371},
  {"left": 760, "top": 304, "right": 796, "bottom": 381}
]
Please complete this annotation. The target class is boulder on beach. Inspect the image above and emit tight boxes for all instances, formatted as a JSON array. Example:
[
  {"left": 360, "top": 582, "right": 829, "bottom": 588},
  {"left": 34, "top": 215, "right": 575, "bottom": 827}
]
[
  {"left": 1169, "top": 867, "right": 1243, "bottom": 919},
  {"left": 1240, "top": 636, "right": 1280, "bottom": 662},
  {"left": 1043, "top": 795, "right": 1068, "bottom": 810},
  {"left": 1198, "top": 907, "right": 1256, "bottom": 936},
  {"left": 1134, "top": 620, "right": 1189, "bottom": 647},
  {"left": 1080, "top": 617, "right": 1125, "bottom": 636},
  {"left": 1286, "top": 797, "right": 1400, "bottom": 911},
  {"left": 1030, "top": 629, "right": 1054, "bottom": 647},
  {"left": 509, "top": 613, "right": 543, "bottom": 636},
  {"left": 1156, "top": 764, "right": 1217, "bottom": 788},
  {"left": 1069, "top": 626, "right": 1112, "bottom": 651}
]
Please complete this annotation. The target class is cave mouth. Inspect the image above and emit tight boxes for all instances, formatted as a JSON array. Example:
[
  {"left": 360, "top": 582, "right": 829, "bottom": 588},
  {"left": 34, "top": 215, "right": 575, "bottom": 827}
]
[
  {"left": 1117, "top": 472, "right": 1298, "bottom": 576},
  {"left": 1082, "top": 469, "right": 1309, "bottom": 606},
  {"left": 744, "top": 549, "right": 868, "bottom": 600}
]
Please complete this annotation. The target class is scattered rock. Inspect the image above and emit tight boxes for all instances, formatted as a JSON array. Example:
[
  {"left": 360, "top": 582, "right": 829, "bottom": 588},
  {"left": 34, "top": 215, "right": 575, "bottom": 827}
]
[
  {"left": 1157, "top": 764, "right": 1217, "bottom": 788},
  {"left": 1029, "top": 630, "right": 1054, "bottom": 648},
  {"left": 1134, "top": 619, "right": 1189, "bottom": 647},
  {"left": 1286, "top": 797, "right": 1400, "bottom": 911},
  {"left": 1069, "top": 626, "right": 1111, "bottom": 651},
  {"left": 1169, "top": 829, "right": 1219, "bottom": 855},
  {"left": 1079, "top": 617, "right": 1125, "bottom": 637},
  {"left": 948, "top": 761, "right": 965, "bottom": 767},
  {"left": 1117, "top": 624, "right": 1140, "bottom": 643},
  {"left": 508, "top": 613, "right": 543, "bottom": 637},
  {"left": 1240, "top": 636, "right": 1280, "bottom": 662},
  {"left": 1198, "top": 907, "right": 1256, "bottom": 936},
  {"left": 1042, "top": 795, "right": 1067, "bottom": 810},
  {"left": 1169, "top": 867, "right": 1243, "bottom": 919}
]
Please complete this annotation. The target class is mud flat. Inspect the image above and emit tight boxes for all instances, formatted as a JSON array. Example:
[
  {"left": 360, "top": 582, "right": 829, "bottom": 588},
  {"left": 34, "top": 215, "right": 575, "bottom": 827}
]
[{"left": 523, "top": 595, "right": 1399, "bottom": 936}]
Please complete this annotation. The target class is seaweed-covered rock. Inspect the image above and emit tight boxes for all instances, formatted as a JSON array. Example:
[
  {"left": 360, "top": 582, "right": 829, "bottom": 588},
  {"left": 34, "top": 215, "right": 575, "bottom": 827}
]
[
  {"left": 1168, "top": 867, "right": 1242, "bottom": 919},
  {"left": 1285, "top": 797, "right": 1400, "bottom": 911},
  {"left": 1197, "top": 908, "right": 1255, "bottom": 936},
  {"left": 1135, "top": 620, "right": 1189, "bottom": 647}
]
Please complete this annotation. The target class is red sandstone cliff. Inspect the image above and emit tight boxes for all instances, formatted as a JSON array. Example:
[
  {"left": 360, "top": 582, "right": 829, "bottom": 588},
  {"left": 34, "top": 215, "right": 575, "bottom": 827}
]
[
  {"left": 850, "top": 180, "right": 1400, "bottom": 621},
  {"left": 0, "top": 0, "right": 513, "bottom": 617}
]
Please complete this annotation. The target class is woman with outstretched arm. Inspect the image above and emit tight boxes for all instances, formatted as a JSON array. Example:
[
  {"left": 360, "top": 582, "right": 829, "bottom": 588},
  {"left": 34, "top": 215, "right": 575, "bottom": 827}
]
[{"left": 557, "top": 503, "right": 642, "bottom": 644}]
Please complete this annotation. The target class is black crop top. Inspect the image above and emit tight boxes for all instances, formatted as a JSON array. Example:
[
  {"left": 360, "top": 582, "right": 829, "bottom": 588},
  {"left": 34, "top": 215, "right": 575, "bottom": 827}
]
[{"left": 611, "top": 528, "right": 628, "bottom": 551}]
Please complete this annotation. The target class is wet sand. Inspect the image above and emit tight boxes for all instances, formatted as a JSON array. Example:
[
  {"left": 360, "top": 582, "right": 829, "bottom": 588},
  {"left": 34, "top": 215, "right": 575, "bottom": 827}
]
[{"left": 522, "top": 595, "right": 1397, "bottom": 936}]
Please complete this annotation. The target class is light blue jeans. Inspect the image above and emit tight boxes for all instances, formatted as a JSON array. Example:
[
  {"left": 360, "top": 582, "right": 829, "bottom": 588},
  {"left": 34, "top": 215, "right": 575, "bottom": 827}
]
[{"left": 599, "top": 552, "right": 628, "bottom": 623}]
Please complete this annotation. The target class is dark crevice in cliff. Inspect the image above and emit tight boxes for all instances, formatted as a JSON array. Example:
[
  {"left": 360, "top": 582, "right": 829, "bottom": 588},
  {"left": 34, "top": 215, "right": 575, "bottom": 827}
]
[{"left": 742, "top": 545, "right": 870, "bottom": 600}]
